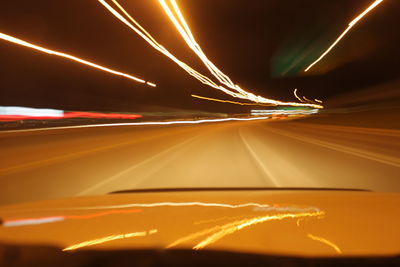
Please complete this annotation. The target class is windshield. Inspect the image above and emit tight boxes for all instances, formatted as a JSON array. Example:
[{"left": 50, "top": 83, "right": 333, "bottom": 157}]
[
  {"left": 0, "top": 0, "right": 399, "bottom": 205},
  {"left": 0, "top": 1, "right": 400, "bottom": 261}
]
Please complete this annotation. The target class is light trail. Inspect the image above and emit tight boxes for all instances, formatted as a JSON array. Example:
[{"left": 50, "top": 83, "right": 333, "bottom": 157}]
[
  {"left": 251, "top": 109, "right": 319, "bottom": 115},
  {"left": 304, "top": 0, "right": 384, "bottom": 72},
  {"left": 98, "top": 0, "right": 221, "bottom": 90},
  {"left": 303, "top": 96, "right": 314, "bottom": 103},
  {"left": 3, "top": 208, "right": 142, "bottom": 227},
  {"left": 167, "top": 211, "right": 324, "bottom": 249},
  {"left": 191, "top": 95, "right": 276, "bottom": 107},
  {"left": 1, "top": 117, "right": 271, "bottom": 134},
  {"left": 294, "top": 89, "right": 321, "bottom": 105},
  {"left": 45, "top": 201, "right": 322, "bottom": 213},
  {"left": 0, "top": 106, "right": 142, "bottom": 121},
  {"left": 307, "top": 233, "right": 342, "bottom": 254},
  {"left": 158, "top": 0, "right": 324, "bottom": 108},
  {"left": 0, "top": 32, "right": 156, "bottom": 87},
  {"left": 294, "top": 89, "right": 306, "bottom": 103},
  {"left": 63, "top": 229, "right": 158, "bottom": 251},
  {"left": 98, "top": 0, "right": 322, "bottom": 109}
]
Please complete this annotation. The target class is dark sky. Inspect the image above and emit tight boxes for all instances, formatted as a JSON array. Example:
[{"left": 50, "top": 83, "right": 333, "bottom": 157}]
[{"left": 0, "top": 0, "right": 399, "bottom": 112}]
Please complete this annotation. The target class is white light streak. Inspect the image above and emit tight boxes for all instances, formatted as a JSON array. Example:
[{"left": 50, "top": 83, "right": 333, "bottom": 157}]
[
  {"left": 0, "top": 32, "right": 155, "bottom": 86},
  {"left": 1, "top": 117, "right": 270, "bottom": 134},
  {"left": 304, "top": 0, "right": 384, "bottom": 72}
]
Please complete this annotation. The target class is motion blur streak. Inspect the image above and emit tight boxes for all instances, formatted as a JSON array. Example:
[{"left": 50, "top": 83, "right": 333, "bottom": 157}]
[
  {"left": 251, "top": 109, "right": 319, "bottom": 115},
  {"left": 0, "top": 106, "right": 63, "bottom": 117},
  {"left": 3, "top": 216, "right": 64, "bottom": 227},
  {"left": 304, "top": 0, "right": 384, "bottom": 72},
  {"left": 62, "top": 229, "right": 158, "bottom": 251},
  {"left": 167, "top": 211, "right": 324, "bottom": 249},
  {"left": 99, "top": 0, "right": 322, "bottom": 108},
  {"left": 303, "top": 96, "right": 314, "bottom": 103},
  {"left": 74, "top": 202, "right": 280, "bottom": 210},
  {"left": 191, "top": 95, "right": 275, "bottom": 107},
  {"left": 2, "top": 117, "right": 270, "bottom": 133},
  {"left": 315, "top": 99, "right": 323, "bottom": 103},
  {"left": 98, "top": 0, "right": 222, "bottom": 89},
  {"left": 294, "top": 89, "right": 306, "bottom": 103},
  {"left": 3, "top": 209, "right": 142, "bottom": 227},
  {"left": 193, "top": 212, "right": 324, "bottom": 250},
  {"left": 158, "top": 0, "right": 323, "bottom": 109},
  {"left": 0, "top": 32, "right": 154, "bottom": 86},
  {"left": 307, "top": 233, "right": 342, "bottom": 254},
  {"left": 0, "top": 106, "right": 142, "bottom": 121}
]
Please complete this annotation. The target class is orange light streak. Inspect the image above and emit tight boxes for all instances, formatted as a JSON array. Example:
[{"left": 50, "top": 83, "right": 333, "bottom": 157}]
[
  {"left": 304, "top": 0, "right": 384, "bottom": 72},
  {"left": 63, "top": 229, "right": 158, "bottom": 251},
  {"left": 307, "top": 233, "right": 342, "bottom": 254},
  {"left": 98, "top": 0, "right": 322, "bottom": 108},
  {"left": 0, "top": 32, "right": 155, "bottom": 86}
]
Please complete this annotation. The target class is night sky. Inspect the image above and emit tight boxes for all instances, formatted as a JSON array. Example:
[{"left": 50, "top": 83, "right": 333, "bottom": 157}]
[{"left": 0, "top": 0, "right": 399, "bottom": 112}]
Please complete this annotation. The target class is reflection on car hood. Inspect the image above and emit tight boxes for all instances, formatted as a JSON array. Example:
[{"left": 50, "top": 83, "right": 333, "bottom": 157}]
[{"left": 0, "top": 190, "right": 399, "bottom": 257}]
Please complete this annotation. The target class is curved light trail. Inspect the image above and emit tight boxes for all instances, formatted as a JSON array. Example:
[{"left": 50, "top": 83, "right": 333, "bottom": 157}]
[
  {"left": 304, "top": 0, "right": 384, "bottom": 72},
  {"left": 158, "top": 0, "right": 323, "bottom": 108},
  {"left": 98, "top": 0, "right": 322, "bottom": 109},
  {"left": 307, "top": 233, "right": 342, "bottom": 254},
  {"left": 0, "top": 32, "right": 156, "bottom": 87},
  {"left": 294, "top": 89, "right": 306, "bottom": 103}
]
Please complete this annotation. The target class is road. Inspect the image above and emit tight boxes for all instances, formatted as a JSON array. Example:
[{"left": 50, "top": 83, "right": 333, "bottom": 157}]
[{"left": 0, "top": 119, "right": 399, "bottom": 206}]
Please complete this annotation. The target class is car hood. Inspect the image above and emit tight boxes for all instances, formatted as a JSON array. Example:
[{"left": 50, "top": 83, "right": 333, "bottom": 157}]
[{"left": 0, "top": 190, "right": 399, "bottom": 257}]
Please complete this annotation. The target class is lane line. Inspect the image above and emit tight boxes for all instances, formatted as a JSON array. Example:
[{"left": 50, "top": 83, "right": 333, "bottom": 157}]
[
  {"left": 76, "top": 134, "right": 200, "bottom": 196},
  {"left": 239, "top": 129, "right": 281, "bottom": 187},
  {"left": 293, "top": 123, "right": 400, "bottom": 137},
  {"left": 261, "top": 125, "right": 400, "bottom": 168},
  {"left": 0, "top": 127, "right": 199, "bottom": 177}
]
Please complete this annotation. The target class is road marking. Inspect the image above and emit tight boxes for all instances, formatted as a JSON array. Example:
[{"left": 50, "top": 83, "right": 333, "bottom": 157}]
[
  {"left": 0, "top": 127, "right": 198, "bottom": 177},
  {"left": 239, "top": 130, "right": 281, "bottom": 187},
  {"left": 293, "top": 123, "right": 400, "bottom": 137},
  {"left": 76, "top": 134, "right": 199, "bottom": 196},
  {"left": 262, "top": 126, "right": 400, "bottom": 168}
]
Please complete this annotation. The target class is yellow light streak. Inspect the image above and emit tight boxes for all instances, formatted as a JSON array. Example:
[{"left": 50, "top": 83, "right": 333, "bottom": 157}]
[
  {"left": 294, "top": 89, "right": 305, "bottom": 103},
  {"left": 307, "top": 233, "right": 342, "bottom": 254},
  {"left": 99, "top": 0, "right": 323, "bottom": 109},
  {"left": 194, "top": 215, "right": 249, "bottom": 225},
  {"left": 315, "top": 99, "right": 323, "bottom": 103},
  {"left": 303, "top": 96, "right": 314, "bottom": 103},
  {"left": 63, "top": 229, "right": 158, "bottom": 251},
  {"left": 0, "top": 32, "right": 155, "bottom": 86},
  {"left": 304, "top": 0, "right": 384, "bottom": 72},
  {"left": 191, "top": 94, "right": 276, "bottom": 107},
  {"left": 194, "top": 212, "right": 324, "bottom": 249},
  {"left": 167, "top": 211, "right": 324, "bottom": 249}
]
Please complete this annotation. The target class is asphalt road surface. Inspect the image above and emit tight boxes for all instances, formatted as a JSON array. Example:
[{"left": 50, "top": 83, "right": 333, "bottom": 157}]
[{"left": 0, "top": 119, "right": 399, "bottom": 206}]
